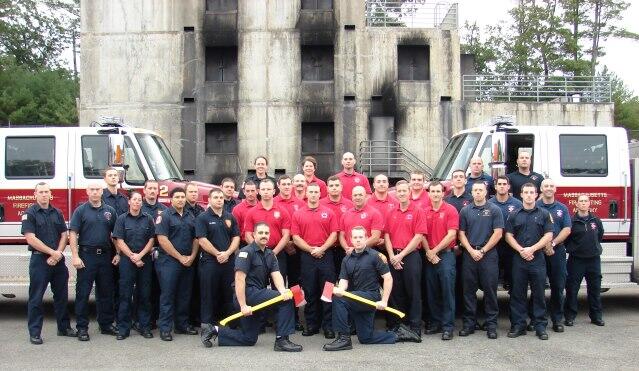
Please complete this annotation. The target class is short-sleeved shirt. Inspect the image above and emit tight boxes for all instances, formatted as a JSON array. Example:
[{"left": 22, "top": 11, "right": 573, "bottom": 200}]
[
  {"left": 424, "top": 202, "right": 459, "bottom": 250},
  {"left": 505, "top": 206, "right": 553, "bottom": 252},
  {"left": 21, "top": 204, "right": 67, "bottom": 250},
  {"left": 102, "top": 189, "right": 129, "bottom": 217},
  {"left": 291, "top": 205, "right": 339, "bottom": 247},
  {"left": 307, "top": 175, "right": 328, "bottom": 199},
  {"left": 155, "top": 207, "right": 195, "bottom": 255},
  {"left": 274, "top": 195, "right": 305, "bottom": 219},
  {"left": 384, "top": 203, "right": 428, "bottom": 250},
  {"left": 459, "top": 202, "right": 504, "bottom": 247},
  {"left": 224, "top": 198, "right": 239, "bottom": 214},
  {"left": 238, "top": 174, "right": 278, "bottom": 199},
  {"left": 411, "top": 191, "right": 431, "bottom": 210},
  {"left": 235, "top": 242, "right": 279, "bottom": 289},
  {"left": 488, "top": 196, "right": 523, "bottom": 223},
  {"left": 507, "top": 170, "right": 544, "bottom": 200},
  {"left": 340, "top": 247, "right": 390, "bottom": 293},
  {"left": 445, "top": 191, "right": 473, "bottom": 213},
  {"left": 465, "top": 172, "right": 495, "bottom": 196},
  {"left": 320, "top": 197, "right": 354, "bottom": 226},
  {"left": 142, "top": 200, "right": 168, "bottom": 219},
  {"left": 113, "top": 212, "right": 155, "bottom": 253},
  {"left": 69, "top": 202, "right": 117, "bottom": 247},
  {"left": 232, "top": 200, "right": 257, "bottom": 242},
  {"left": 335, "top": 170, "right": 372, "bottom": 200},
  {"left": 244, "top": 202, "right": 291, "bottom": 248},
  {"left": 536, "top": 200, "right": 572, "bottom": 243},
  {"left": 366, "top": 193, "right": 398, "bottom": 219},
  {"left": 195, "top": 208, "right": 240, "bottom": 260},
  {"left": 186, "top": 202, "right": 205, "bottom": 218},
  {"left": 340, "top": 205, "right": 384, "bottom": 245}
]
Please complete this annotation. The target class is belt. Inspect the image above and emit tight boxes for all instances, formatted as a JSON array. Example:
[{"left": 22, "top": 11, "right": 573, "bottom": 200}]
[
  {"left": 80, "top": 246, "right": 109, "bottom": 255},
  {"left": 32, "top": 250, "right": 44, "bottom": 255}
]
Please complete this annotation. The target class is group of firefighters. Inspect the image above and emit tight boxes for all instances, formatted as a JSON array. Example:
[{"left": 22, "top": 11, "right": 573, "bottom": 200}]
[{"left": 23, "top": 151, "right": 605, "bottom": 352}]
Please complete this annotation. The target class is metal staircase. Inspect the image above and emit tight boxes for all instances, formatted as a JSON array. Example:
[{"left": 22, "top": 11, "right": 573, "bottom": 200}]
[{"left": 358, "top": 140, "right": 434, "bottom": 180}]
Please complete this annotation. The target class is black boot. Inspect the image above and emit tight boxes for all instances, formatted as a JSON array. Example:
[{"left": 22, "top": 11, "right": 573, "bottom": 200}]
[
  {"left": 394, "top": 324, "right": 421, "bottom": 343},
  {"left": 274, "top": 336, "right": 303, "bottom": 352},
  {"left": 323, "top": 334, "right": 353, "bottom": 351},
  {"left": 200, "top": 323, "right": 218, "bottom": 348}
]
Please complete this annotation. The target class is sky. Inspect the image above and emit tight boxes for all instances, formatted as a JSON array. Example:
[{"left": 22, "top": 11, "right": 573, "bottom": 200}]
[{"left": 456, "top": 0, "right": 639, "bottom": 95}]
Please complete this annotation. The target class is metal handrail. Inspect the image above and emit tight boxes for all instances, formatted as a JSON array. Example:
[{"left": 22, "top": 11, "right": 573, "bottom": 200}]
[
  {"left": 462, "top": 74, "right": 612, "bottom": 103},
  {"left": 358, "top": 139, "right": 433, "bottom": 179},
  {"left": 365, "top": 1, "right": 458, "bottom": 29}
]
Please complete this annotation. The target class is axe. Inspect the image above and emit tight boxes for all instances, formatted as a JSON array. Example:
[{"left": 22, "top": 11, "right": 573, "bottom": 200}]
[
  {"left": 219, "top": 285, "right": 306, "bottom": 326},
  {"left": 321, "top": 281, "right": 405, "bottom": 318}
]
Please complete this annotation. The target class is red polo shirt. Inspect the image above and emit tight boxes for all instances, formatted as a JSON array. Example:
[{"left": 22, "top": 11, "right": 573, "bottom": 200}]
[
  {"left": 232, "top": 200, "right": 257, "bottom": 242},
  {"left": 306, "top": 175, "right": 328, "bottom": 198},
  {"left": 244, "top": 202, "right": 291, "bottom": 248},
  {"left": 411, "top": 190, "right": 431, "bottom": 210},
  {"left": 291, "top": 204, "right": 338, "bottom": 247},
  {"left": 385, "top": 203, "right": 428, "bottom": 250},
  {"left": 366, "top": 193, "right": 398, "bottom": 219},
  {"left": 335, "top": 170, "right": 372, "bottom": 200},
  {"left": 340, "top": 204, "right": 384, "bottom": 244},
  {"left": 320, "top": 196, "right": 354, "bottom": 223},
  {"left": 274, "top": 195, "right": 305, "bottom": 218},
  {"left": 424, "top": 201, "right": 459, "bottom": 250}
]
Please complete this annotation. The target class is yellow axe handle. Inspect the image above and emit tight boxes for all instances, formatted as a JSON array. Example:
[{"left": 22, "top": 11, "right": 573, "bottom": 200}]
[
  {"left": 219, "top": 290, "right": 290, "bottom": 326},
  {"left": 342, "top": 291, "right": 405, "bottom": 318}
]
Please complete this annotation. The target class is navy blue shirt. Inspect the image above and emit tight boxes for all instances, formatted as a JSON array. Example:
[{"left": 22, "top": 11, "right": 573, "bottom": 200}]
[
  {"left": 536, "top": 200, "right": 572, "bottom": 245},
  {"left": 489, "top": 196, "right": 523, "bottom": 222},
  {"left": 69, "top": 202, "right": 117, "bottom": 247},
  {"left": 234, "top": 242, "right": 279, "bottom": 289},
  {"left": 459, "top": 202, "right": 504, "bottom": 247},
  {"left": 445, "top": 191, "right": 473, "bottom": 213},
  {"left": 102, "top": 189, "right": 129, "bottom": 217},
  {"left": 141, "top": 200, "right": 168, "bottom": 219},
  {"left": 224, "top": 198, "right": 239, "bottom": 214},
  {"left": 185, "top": 202, "right": 205, "bottom": 219},
  {"left": 195, "top": 208, "right": 240, "bottom": 261},
  {"left": 21, "top": 204, "right": 67, "bottom": 251},
  {"left": 155, "top": 207, "right": 196, "bottom": 255},
  {"left": 113, "top": 212, "right": 155, "bottom": 253},
  {"left": 465, "top": 172, "right": 495, "bottom": 196},
  {"left": 339, "top": 247, "right": 389, "bottom": 294},
  {"left": 505, "top": 206, "right": 553, "bottom": 251},
  {"left": 507, "top": 171, "right": 544, "bottom": 201}
]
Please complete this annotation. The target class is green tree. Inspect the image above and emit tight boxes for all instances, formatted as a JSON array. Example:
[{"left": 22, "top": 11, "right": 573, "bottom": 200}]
[
  {"left": 460, "top": 21, "right": 498, "bottom": 74},
  {"left": 602, "top": 67, "right": 639, "bottom": 138}
]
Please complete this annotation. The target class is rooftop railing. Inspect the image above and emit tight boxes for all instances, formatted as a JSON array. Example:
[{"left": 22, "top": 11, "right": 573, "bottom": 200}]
[{"left": 365, "top": 1, "right": 458, "bottom": 29}]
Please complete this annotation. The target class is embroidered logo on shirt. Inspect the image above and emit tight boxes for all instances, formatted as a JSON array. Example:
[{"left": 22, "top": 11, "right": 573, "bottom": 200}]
[
  {"left": 378, "top": 253, "right": 387, "bottom": 264},
  {"left": 406, "top": 214, "right": 413, "bottom": 220},
  {"left": 507, "top": 205, "right": 515, "bottom": 213},
  {"left": 590, "top": 222, "right": 597, "bottom": 230},
  {"left": 21, "top": 214, "right": 28, "bottom": 221},
  {"left": 340, "top": 206, "right": 347, "bottom": 213},
  {"left": 556, "top": 210, "right": 563, "bottom": 217},
  {"left": 225, "top": 219, "right": 232, "bottom": 228},
  {"left": 155, "top": 215, "right": 162, "bottom": 224},
  {"left": 238, "top": 251, "right": 248, "bottom": 258},
  {"left": 274, "top": 211, "right": 280, "bottom": 219},
  {"left": 104, "top": 211, "right": 112, "bottom": 221},
  {"left": 360, "top": 212, "right": 367, "bottom": 219},
  {"left": 482, "top": 209, "right": 491, "bottom": 216},
  {"left": 354, "top": 178, "right": 360, "bottom": 183},
  {"left": 321, "top": 212, "right": 328, "bottom": 219}
]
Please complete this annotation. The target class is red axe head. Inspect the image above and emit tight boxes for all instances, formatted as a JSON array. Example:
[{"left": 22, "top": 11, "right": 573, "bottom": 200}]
[
  {"left": 289, "top": 285, "right": 306, "bottom": 307},
  {"left": 321, "top": 281, "right": 335, "bottom": 303}
]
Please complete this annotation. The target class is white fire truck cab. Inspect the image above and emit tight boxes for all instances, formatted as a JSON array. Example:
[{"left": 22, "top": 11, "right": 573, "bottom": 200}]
[
  {"left": 430, "top": 118, "right": 639, "bottom": 289},
  {"left": 0, "top": 122, "right": 215, "bottom": 298}
]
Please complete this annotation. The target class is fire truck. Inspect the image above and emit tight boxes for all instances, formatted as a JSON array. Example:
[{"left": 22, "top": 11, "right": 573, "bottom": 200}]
[
  {"left": 0, "top": 122, "right": 215, "bottom": 299},
  {"left": 430, "top": 118, "right": 639, "bottom": 289}
]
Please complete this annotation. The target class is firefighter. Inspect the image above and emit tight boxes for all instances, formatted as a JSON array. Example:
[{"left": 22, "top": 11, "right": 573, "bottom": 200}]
[
  {"left": 458, "top": 182, "right": 504, "bottom": 339},
  {"left": 334, "top": 152, "right": 372, "bottom": 200},
  {"left": 507, "top": 150, "right": 544, "bottom": 200},
  {"left": 155, "top": 187, "right": 199, "bottom": 341},
  {"left": 196, "top": 188, "right": 240, "bottom": 347},
  {"left": 292, "top": 183, "right": 339, "bottom": 338},
  {"left": 238, "top": 155, "right": 277, "bottom": 199},
  {"left": 22, "top": 182, "right": 76, "bottom": 345},
  {"left": 301, "top": 156, "right": 328, "bottom": 198},
  {"left": 409, "top": 171, "right": 431, "bottom": 209},
  {"left": 320, "top": 176, "right": 354, "bottom": 273},
  {"left": 367, "top": 174, "right": 397, "bottom": 219},
  {"left": 339, "top": 186, "right": 384, "bottom": 255},
  {"left": 505, "top": 183, "right": 553, "bottom": 340},
  {"left": 112, "top": 191, "right": 155, "bottom": 340},
  {"left": 70, "top": 182, "right": 118, "bottom": 341},
  {"left": 564, "top": 195, "right": 605, "bottom": 327},
  {"left": 465, "top": 157, "right": 494, "bottom": 196},
  {"left": 201, "top": 223, "right": 303, "bottom": 352},
  {"left": 221, "top": 177, "right": 239, "bottom": 213},
  {"left": 384, "top": 180, "right": 427, "bottom": 339}
]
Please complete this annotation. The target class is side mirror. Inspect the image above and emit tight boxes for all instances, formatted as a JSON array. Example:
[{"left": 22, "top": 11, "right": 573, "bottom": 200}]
[
  {"left": 108, "top": 134, "right": 125, "bottom": 167},
  {"left": 489, "top": 132, "right": 507, "bottom": 179}
]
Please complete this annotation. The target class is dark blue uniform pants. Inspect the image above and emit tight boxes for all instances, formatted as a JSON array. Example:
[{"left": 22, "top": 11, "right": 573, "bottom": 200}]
[
  {"left": 28, "top": 254, "right": 70, "bottom": 336},
  {"left": 510, "top": 253, "right": 547, "bottom": 331},
  {"left": 199, "top": 258, "right": 234, "bottom": 325},
  {"left": 565, "top": 255, "right": 603, "bottom": 322},
  {"left": 75, "top": 251, "right": 115, "bottom": 330},
  {"left": 117, "top": 255, "right": 152, "bottom": 335},
  {"left": 424, "top": 249, "right": 456, "bottom": 331},
  {"left": 155, "top": 254, "right": 194, "bottom": 333},
  {"left": 301, "top": 250, "right": 335, "bottom": 331},
  {"left": 388, "top": 250, "right": 422, "bottom": 331},
  {"left": 332, "top": 291, "right": 396, "bottom": 344},
  {"left": 462, "top": 249, "right": 499, "bottom": 330},
  {"left": 545, "top": 245, "right": 567, "bottom": 324},
  {"left": 218, "top": 287, "right": 295, "bottom": 346},
  {"left": 497, "top": 240, "right": 514, "bottom": 288}
]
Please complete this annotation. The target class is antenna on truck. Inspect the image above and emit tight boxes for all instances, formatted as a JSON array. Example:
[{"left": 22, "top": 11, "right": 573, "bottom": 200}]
[{"left": 90, "top": 116, "right": 127, "bottom": 128}]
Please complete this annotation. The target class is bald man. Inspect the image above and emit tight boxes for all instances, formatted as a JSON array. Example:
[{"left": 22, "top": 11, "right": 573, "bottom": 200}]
[{"left": 465, "top": 157, "right": 494, "bottom": 196}]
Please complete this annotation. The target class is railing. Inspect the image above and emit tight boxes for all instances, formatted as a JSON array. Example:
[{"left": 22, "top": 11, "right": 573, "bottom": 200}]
[
  {"left": 365, "top": 1, "right": 458, "bottom": 29},
  {"left": 462, "top": 75, "right": 612, "bottom": 103},
  {"left": 358, "top": 140, "right": 434, "bottom": 179}
]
